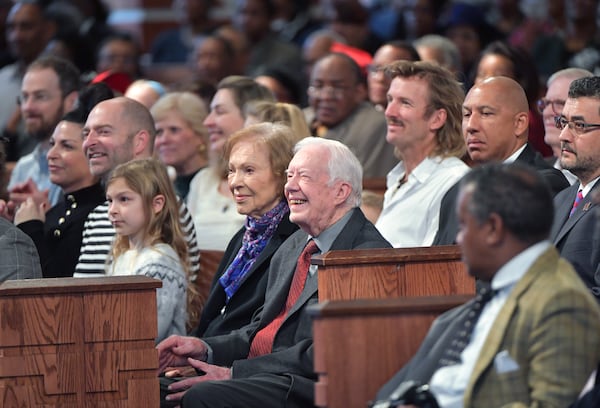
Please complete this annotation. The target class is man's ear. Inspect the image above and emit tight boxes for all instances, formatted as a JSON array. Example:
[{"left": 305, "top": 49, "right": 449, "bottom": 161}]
[
  {"left": 485, "top": 212, "right": 505, "bottom": 246},
  {"left": 514, "top": 111, "right": 529, "bottom": 138},
  {"left": 334, "top": 181, "right": 352, "bottom": 206},
  {"left": 152, "top": 194, "right": 165, "bottom": 214},
  {"left": 132, "top": 130, "right": 150, "bottom": 157},
  {"left": 429, "top": 108, "right": 448, "bottom": 131}
]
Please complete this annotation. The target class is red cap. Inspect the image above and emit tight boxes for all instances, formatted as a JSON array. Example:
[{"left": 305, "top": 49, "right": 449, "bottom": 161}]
[{"left": 91, "top": 70, "right": 133, "bottom": 95}]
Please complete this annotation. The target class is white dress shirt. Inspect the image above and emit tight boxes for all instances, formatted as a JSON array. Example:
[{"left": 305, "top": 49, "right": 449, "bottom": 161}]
[{"left": 375, "top": 156, "right": 469, "bottom": 248}]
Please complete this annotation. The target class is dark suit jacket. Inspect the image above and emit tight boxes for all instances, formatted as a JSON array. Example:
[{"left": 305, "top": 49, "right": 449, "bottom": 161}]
[
  {"left": 376, "top": 247, "right": 600, "bottom": 407},
  {"left": 433, "top": 145, "right": 570, "bottom": 245},
  {"left": 203, "top": 208, "right": 391, "bottom": 407},
  {"left": 193, "top": 217, "right": 299, "bottom": 338},
  {"left": 17, "top": 183, "right": 105, "bottom": 278},
  {"left": 551, "top": 180, "right": 600, "bottom": 293},
  {"left": 0, "top": 217, "right": 42, "bottom": 281}
]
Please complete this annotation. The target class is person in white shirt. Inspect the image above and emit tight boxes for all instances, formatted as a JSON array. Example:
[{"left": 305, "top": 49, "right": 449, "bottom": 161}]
[{"left": 375, "top": 61, "right": 469, "bottom": 247}]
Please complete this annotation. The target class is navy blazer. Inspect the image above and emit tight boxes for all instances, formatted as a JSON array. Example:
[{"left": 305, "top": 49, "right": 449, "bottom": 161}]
[
  {"left": 433, "top": 145, "right": 569, "bottom": 246},
  {"left": 203, "top": 208, "right": 391, "bottom": 407},
  {"left": 550, "top": 179, "right": 600, "bottom": 294},
  {"left": 193, "top": 216, "right": 299, "bottom": 337}
]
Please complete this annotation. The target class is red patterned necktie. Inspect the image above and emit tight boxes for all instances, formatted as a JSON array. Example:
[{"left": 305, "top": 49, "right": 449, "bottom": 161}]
[
  {"left": 569, "top": 190, "right": 584, "bottom": 217},
  {"left": 248, "top": 240, "right": 319, "bottom": 358}
]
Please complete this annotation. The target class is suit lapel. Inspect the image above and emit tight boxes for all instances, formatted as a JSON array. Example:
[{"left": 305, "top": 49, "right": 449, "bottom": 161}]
[
  {"left": 554, "top": 181, "right": 599, "bottom": 244},
  {"left": 465, "top": 248, "right": 555, "bottom": 398}
]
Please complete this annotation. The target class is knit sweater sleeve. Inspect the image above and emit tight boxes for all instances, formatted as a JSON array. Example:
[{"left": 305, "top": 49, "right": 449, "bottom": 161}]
[{"left": 136, "top": 257, "right": 188, "bottom": 342}]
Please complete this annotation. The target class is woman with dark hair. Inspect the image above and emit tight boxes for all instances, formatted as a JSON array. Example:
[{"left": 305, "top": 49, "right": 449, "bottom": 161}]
[
  {"left": 14, "top": 83, "right": 113, "bottom": 277},
  {"left": 473, "top": 40, "right": 551, "bottom": 157}
]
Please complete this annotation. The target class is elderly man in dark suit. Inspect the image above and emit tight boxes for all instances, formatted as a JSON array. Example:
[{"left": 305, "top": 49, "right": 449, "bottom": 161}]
[
  {"left": 550, "top": 76, "right": 600, "bottom": 296},
  {"left": 156, "top": 137, "right": 391, "bottom": 408},
  {"left": 434, "top": 76, "right": 569, "bottom": 245},
  {"left": 0, "top": 217, "right": 41, "bottom": 281},
  {"left": 374, "top": 163, "right": 600, "bottom": 408}
]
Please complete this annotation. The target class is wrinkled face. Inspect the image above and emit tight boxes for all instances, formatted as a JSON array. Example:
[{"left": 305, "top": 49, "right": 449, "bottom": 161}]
[
  {"left": 194, "top": 37, "right": 230, "bottom": 85},
  {"left": 558, "top": 97, "right": 600, "bottom": 183},
  {"left": 6, "top": 3, "right": 47, "bottom": 63},
  {"left": 203, "top": 89, "right": 246, "bottom": 155},
  {"left": 462, "top": 84, "right": 521, "bottom": 163},
  {"left": 106, "top": 177, "right": 147, "bottom": 246},
  {"left": 96, "top": 39, "right": 138, "bottom": 78},
  {"left": 20, "top": 68, "right": 66, "bottom": 141},
  {"left": 456, "top": 187, "right": 493, "bottom": 282},
  {"left": 309, "top": 56, "right": 363, "bottom": 127},
  {"left": 285, "top": 145, "right": 340, "bottom": 236},
  {"left": 384, "top": 76, "right": 434, "bottom": 151},
  {"left": 228, "top": 139, "right": 281, "bottom": 218},
  {"left": 155, "top": 110, "right": 205, "bottom": 174},
  {"left": 82, "top": 101, "right": 135, "bottom": 179},
  {"left": 47, "top": 120, "right": 94, "bottom": 193},
  {"left": 542, "top": 76, "right": 570, "bottom": 157},
  {"left": 368, "top": 45, "right": 416, "bottom": 107},
  {"left": 475, "top": 54, "right": 515, "bottom": 84}
]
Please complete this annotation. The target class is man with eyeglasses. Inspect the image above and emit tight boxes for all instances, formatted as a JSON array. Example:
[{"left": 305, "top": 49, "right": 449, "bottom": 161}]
[
  {"left": 305, "top": 52, "right": 397, "bottom": 178},
  {"left": 3, "top": 55, "right": 80, "bottom": 216},
  {"left": 538, "top": 68, "right": 593, "bottom": 185},
  {"left": 550, "top": 76, "right": 600, "bottom": 298}
]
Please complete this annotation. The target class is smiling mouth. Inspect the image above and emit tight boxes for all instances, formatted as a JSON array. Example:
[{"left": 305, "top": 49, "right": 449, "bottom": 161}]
[{"left": 289, "top": 199, "right": 307, "bottom": 205}]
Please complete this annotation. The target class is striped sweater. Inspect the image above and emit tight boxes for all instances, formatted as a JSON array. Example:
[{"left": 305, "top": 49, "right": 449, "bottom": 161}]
[{"left": 74, "top": 199, "right": 200, "bottom": 279}]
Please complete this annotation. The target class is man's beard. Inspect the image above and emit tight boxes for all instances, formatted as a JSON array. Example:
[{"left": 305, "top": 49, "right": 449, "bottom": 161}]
[{"left": 26, "top": 116, "right": 61, "bottom": 142}]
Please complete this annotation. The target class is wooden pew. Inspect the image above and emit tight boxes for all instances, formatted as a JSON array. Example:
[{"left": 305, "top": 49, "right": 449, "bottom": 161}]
[
  {"left": 309, "top": 295, "right": 472, "bottom": 408},
  {"left": 314, "top": 245, "right": 475, "bottom": 301},
  {"left": 310, "top": 246, "right": 475, "bottom": 408},
  {"left": 0, "top": 276, "right": 161, "bottom": 407}
]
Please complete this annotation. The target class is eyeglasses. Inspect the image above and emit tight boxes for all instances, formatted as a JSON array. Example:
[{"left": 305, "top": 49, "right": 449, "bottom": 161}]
[
  {"left": 366, "top": 64, "right": 385, "bottom": 77},
  {"left": 307, "top": 85, "right": 350, "bottom": 99},
  {"left": 536, "top": 98, "right": 565, "bottom": 115},
  {"left": 17, "top": 92, "right": 54, "bottom": 105},
  {"left": 555, "top": 116, "right": 600, "bottom": 135}
]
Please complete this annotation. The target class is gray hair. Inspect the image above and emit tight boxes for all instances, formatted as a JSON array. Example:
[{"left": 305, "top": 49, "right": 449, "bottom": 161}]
[
  {"left": 414, "top": 34, "right": 462, "bottom": 73},
  {"left": 293, "top": 137, "right": 363, "bottom": 207},
  {"left": 547, "top": 68, "right": 593, "bottom": 87}
]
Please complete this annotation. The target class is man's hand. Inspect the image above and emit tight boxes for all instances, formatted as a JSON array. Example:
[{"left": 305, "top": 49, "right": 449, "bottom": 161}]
[
  {"left": 14, "top": 197, "right": 46, "bottom": 225},
  {"left": 156, "top": 335, "right": 208, "bottom": 374},
  {"left": 9, "top": 178, "right": 49, "bottom": 209},
  {"left": 164, "top": 359, "right": 232, "bottom": 404}
]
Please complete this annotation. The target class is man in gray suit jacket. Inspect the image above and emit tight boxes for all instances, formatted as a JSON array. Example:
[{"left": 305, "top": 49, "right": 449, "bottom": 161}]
[
  {"left": 157, "top": 137, "right": 391, "bottom": 407},
  {"left": 0, "top": 217, "right": 41, "bottom": 281},
  {"left": 550, "top": 76, "right": 600, "bottom": 296}
]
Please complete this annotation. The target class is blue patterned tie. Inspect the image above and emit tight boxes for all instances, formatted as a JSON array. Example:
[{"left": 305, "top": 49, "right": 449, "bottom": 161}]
[{"left": 569, "top": 190, "right": 584, "bottom": 217}]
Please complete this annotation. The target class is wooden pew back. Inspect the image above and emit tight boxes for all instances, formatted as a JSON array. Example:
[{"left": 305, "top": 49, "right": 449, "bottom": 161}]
[
  {"left": 0, "top": 276, "right": 161, "bottom": 407},
  {"left": 309, "top": 296, "right": 471, "bottom": 408},
  {"left": 314, "top": 245, "right": 474, "bottom": 301}
]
